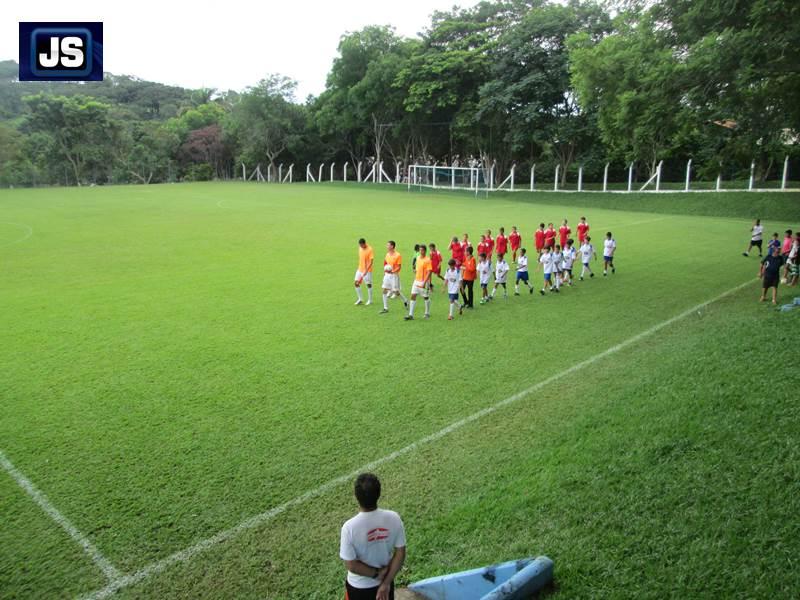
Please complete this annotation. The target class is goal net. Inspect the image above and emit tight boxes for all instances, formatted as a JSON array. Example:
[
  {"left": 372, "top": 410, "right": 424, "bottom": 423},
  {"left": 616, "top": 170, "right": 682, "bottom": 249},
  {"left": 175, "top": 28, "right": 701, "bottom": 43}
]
[{"left": 408, "top": 165, "right": 489, "bottom": 195}]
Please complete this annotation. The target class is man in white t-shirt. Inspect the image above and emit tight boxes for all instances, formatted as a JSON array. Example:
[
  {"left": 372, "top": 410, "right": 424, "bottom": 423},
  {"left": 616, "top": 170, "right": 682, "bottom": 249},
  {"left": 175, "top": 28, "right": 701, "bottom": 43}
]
[
  {"left": 537, "top": 247, "right": 558, "bottom": 294},
  {"left": 491, "top": 253, "right": 510, "bottom": 299},
  {"left": 603, "top": 232, "right": 617, "bottom": 276},
  {"left": 340, "top": 473, "right": 406, "bottom": 600},
  {"left": 562, "top": 240, "right": 577, "bottom": 286},
  {"left": 744, "top": 219, "right": 764, "bottom": 257}
]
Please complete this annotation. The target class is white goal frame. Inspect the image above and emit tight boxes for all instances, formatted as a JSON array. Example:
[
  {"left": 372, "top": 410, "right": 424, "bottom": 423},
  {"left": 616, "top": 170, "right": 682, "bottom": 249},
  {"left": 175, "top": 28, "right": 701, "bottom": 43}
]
[{"left": 408, "top": 164, "right": 489, "bottom": 195}]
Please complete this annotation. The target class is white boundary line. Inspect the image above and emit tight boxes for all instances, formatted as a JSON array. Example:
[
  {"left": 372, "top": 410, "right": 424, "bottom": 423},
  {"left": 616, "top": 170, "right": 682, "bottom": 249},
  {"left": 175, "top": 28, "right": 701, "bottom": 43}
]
[
  {"left": 0, "top": 449, "right": 121, "bottom": 581},
  {"left": 79, "top": 277, "right": 755, "bottom": 600},
  {"left": 0, "top": 222, "right": 33, "bottom": 247}
]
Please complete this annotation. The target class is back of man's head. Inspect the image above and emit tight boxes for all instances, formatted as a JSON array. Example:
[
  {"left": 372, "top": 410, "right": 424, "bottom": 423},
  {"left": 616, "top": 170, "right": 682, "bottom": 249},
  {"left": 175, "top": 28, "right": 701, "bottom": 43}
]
[{"left": 354, "top": 473, "right": 381, "bottom": 510}]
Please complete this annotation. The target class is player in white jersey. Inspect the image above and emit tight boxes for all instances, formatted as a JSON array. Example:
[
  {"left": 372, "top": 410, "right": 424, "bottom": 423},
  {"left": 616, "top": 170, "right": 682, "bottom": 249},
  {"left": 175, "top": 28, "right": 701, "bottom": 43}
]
[
  {"left": 478, "top": 252, "right": 492, "bottom": 304},
  {"left": 579, "top": 236, "right": 597, "bottom": 280},
  {"left": 603, "top": 232, "right": 617, "bottom": 276},
  {"left": 491, "top": 253, "right": 510, "bottom": 299},
  {"left": 514, "top": 248, "right": 533, "bottom": 295},
  {"left": 443, "top": 259, "right": 461, "bottom": 320},
  {"left": 561, "top": 239, "right": 577, "bottom": 286},
  {"left": 537, "top": 247, "right": 558, "bottom": 294},
  {"left": 551, "top": 245, "right": 564, "bottom": 290},
  {"left": 743, "top": 219, "right": 764, "bottom": 257}
]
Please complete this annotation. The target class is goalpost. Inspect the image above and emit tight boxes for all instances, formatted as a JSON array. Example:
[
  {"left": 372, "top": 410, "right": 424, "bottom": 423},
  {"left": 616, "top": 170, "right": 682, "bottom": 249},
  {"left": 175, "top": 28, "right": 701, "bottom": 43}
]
[{"left": 408, "top": 164, "right": 490, "bottom": 196}]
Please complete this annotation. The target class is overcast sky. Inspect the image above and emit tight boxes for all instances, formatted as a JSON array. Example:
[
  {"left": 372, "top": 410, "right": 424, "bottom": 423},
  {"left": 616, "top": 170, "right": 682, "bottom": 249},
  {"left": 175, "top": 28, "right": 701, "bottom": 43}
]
[{"left": 2, "top": 0, "right": 481, "bottom": 100}]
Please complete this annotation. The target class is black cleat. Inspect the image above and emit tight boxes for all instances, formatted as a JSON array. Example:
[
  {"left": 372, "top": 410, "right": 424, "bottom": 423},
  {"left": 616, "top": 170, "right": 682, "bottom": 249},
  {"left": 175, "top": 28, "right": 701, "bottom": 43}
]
[
  {"left": 540, "top": 290, "right": 545, "bottom": 296},
  {"left": 404, "top": 315, "right": 414, "bottom": 321},
  {"left": 529, "top": 287, "right": 534, "bottom": 294},
  {"left": 590, "top": 273, "right": 595, "bottom": 278},
  {"left": 379, "top": 308, "right": 388, "bottom": 314}
]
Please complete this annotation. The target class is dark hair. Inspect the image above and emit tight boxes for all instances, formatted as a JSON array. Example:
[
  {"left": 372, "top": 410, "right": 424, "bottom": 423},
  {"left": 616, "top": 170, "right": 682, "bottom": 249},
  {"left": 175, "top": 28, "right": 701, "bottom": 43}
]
[
  {"left": 606, "top": 232, "right": 612, "bottom": 237},
  {"left": 419, "top": 244, "right": 427, "bottom": 253},
  {"left": 498, "top": 253, "right": 505, "bottom": 260},
  {"left": 448, "top": 258, "right": 456, "bottom": 266},
  {"left": 479, "top": 252, "right": 486, "bottom": 258},
  {"left": 388, "top": 240, "right": 396, "bottom": 248},
  {"left": 430, "top": 242, "right": 437, "bottom": 249},
  {"left": 354, "top": 473, "right": 381, "bottom": 509},
  {"left": 786, "top": 230, "right": 793, "bottom": 235},
  {"left": 414, "top": 244, "right": 420, "bottom": 251},
  {"left": 539, "top": 223, "right": 545, "bottom": 228},
  {"left": 520, "top": 247, "right": 526, "bottom": 254},
  {"left": 358, "top": 238, "right": 366, "bottom": 245},
  {"left": 467, "top": 245, "right": 474, "bottom": 255},
  {"left": 567, "top": 238, "right": 574, "bottom": 245}
]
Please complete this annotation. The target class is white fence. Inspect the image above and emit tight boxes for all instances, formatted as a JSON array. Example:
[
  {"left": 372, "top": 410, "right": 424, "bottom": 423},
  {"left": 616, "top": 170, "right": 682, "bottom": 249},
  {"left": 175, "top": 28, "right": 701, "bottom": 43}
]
[{"left": 245, "top": 157, "right": 798, "bottom": 193}]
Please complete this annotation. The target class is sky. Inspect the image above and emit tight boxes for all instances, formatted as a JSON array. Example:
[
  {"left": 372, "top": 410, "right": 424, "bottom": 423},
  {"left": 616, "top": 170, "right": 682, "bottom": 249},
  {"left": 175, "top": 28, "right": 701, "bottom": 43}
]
[{"left": 2, "top": 0, "right": 481, "bottom": 100}]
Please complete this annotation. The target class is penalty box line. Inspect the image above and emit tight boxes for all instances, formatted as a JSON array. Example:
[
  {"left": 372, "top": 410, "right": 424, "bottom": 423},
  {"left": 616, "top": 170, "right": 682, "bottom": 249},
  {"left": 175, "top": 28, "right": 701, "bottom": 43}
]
[
  {"left": 81, "top": 278, "right": 755, "bottom": 599},
  {"left": 0, "top": 449, "right": 121, "bottom": 581}
]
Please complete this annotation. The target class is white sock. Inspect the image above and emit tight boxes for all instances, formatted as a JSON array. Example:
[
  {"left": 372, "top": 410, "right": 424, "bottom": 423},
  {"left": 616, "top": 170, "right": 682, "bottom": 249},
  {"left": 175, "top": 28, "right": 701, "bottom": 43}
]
[
  {"left": 383, "top": 293, "right": 389, "bottom": 310},
  {"left": 449, "top": 303, "right": 455, "bottom": 317},
  {"left": 515, "top": 284, "right": 519, "bottom": 293},
  {"left": 367, "top": 287, "right": 373, "bottom": 302},
  {"left": 399, "top": 292, "right": 409, "bottom": 303},
  {"left": 409, "top": 300, "right": 416, "bottom": 316},
  {"left": 424, "top": 299, "right": 431, "bottom": 315},
  {"left": 355, "top": 286, "right": 363, "bottom": 301},
  {"left": 491, "top": 287, "right": 496, "bottom": 297}
]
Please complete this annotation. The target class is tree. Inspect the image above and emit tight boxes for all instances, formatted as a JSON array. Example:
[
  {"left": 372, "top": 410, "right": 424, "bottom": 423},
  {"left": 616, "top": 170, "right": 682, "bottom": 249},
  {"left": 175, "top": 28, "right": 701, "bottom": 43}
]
[
  {"left": 23, "top": 94, "right": 119, "bottom": 185},
  {"left": 227, "top": 75, "right": 304, "bottom": 173}
]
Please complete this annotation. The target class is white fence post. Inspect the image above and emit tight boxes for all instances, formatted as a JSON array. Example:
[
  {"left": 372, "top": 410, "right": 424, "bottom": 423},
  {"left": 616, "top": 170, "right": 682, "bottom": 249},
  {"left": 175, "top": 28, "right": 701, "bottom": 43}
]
[
  {"left": 490, "top": 162, "right": 495, "bottom": 191},
  {"left": 432, "top": 166, "right": 437, "bottom": 188},
  {"left": 748, "top": 160, "right": 755, "bottom": 191},
  {"left": 510, "top": 164, "right": 515, "bottom": 191},
  {"left": 603, "top": 163, "right": 609, "bottom": 192},
  {"left": 782, "top": 155, "right": 789, "bottom": 190},
  {"left": 344, "top": 162, "right": 348, "bottom": 183},
  {"left": 242, "top": 163, "right": 246, "bottom": 182},
  {"left": 716, "top": 173, "right": 722, "bottom": 191},
  {"left": 318, "top": 164, "right": 324, "bottom": 183},
  {"left": 288, "top": 164, "right": 293, "bottom": 183},
  {"left": 554, "top": 165, "right": 560, "bottom": 191},
  {"left": 655, "top": 160, "right": 663, "bottom": 192},
  {"left": 278, "top": 163, "right": 283, "bottom": 183},
  {"left": 530, "top": 164, "right": 535, "bottom": 191},
  {"left": 357, "top": 161, "right": 362, "bottom": 183},
  {"left": 330, "top": 163, "right": 335, "bottom": 182},
  {"left": 306, "top": 163, "right": 313, "bottom": 182},
  {"left": 685, "top": 159, "right": 692, "bottom": 192},
  {"left": 577, "top": 165, "right": 583, "bottom": 192},
  {"left": 627, "top": 162, "right": 634, "bottom": 192}
]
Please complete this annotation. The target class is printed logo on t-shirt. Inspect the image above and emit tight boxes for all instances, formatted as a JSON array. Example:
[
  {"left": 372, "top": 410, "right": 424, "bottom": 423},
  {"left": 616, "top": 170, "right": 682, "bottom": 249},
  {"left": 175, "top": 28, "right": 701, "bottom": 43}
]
[{"left": 367, "top": 527, "right": 389, "bottom": 542}]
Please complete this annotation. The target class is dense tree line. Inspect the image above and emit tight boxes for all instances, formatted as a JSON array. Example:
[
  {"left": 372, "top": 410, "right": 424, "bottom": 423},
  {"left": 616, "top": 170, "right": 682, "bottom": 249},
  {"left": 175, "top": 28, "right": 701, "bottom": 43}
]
[{"left": 0, "top": 0, "right": 797, "bottom": 187}]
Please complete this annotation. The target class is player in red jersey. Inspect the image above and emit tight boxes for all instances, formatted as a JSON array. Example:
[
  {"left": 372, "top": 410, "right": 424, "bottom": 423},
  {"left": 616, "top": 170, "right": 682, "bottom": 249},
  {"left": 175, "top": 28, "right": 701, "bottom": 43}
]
[
  {"left": 534, "top": 223, "right": 546, "bottom": 256},
  {"left": 509, "top": 226, "right": 521, "bottom": 262},
  {"left": 559, "top": 219, "right": 571, "bottom": 249},
  {"left": 496, "top": 227, "right": 508, "bottom": 261},
  {"left": 485, "top": 229, "right": 495, "bottom": 262},
  {"left": 477, "top": 234, "right": 489, "bottom": 260},
  {"left": 544, "top": 223, "right": 556, "bottom": 250},
  {"left": 429, "top": 242, "right": 445, "bottom": 291},
  {"left": 449, "top": 236, "right": 465, "bottom": 267},
  {"left": 577, "top": 216, "right": 590, "bottom": 244}
]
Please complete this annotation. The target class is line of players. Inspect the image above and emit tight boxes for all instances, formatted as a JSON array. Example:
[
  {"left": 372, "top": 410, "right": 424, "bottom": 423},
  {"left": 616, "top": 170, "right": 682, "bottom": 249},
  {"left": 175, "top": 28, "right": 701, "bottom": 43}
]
[{"left": 354, "top": 218, "right": 618, "bottom": 321}]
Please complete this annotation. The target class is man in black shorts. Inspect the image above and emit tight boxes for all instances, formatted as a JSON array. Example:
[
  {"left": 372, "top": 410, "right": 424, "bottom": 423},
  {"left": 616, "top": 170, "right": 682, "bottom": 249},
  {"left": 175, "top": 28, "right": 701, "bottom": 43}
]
[
  {"left": 744, "top": 219, "right": 764, "bottom": 257},
  {"left": 340, "top": 474, "right": 406, "bottom": 600},
  {"left": 759, "top": 245, "right": 783, "bottom": 304}
]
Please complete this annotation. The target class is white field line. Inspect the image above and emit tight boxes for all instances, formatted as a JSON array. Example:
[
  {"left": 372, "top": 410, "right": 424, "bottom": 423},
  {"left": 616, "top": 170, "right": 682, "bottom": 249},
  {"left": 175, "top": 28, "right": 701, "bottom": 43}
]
[
  {"left": 0, "top": 222, "right": 33, "bottom": 247},
  {"left": 80, "top": 277, "right": 754, "bottom": 599},
  {"left": 0, "top": 449, "right": 121, "bottom": 581}
]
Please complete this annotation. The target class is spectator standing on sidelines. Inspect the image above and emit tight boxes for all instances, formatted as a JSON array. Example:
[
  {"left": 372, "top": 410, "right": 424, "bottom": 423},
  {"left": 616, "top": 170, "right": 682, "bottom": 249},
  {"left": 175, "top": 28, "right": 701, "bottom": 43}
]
[
  {"left": 743, "top": 219, "right": 764, "bottom": 257},
  {"left": 340, "top": 473, "right": 406, "bottom": 600}
]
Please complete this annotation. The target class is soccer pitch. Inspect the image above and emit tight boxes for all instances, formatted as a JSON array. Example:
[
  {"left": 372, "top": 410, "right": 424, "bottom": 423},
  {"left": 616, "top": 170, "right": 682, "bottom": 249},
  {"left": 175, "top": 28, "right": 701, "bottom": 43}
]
[{"left": 1, "top": 182, "right": 798, "bottom": 598}]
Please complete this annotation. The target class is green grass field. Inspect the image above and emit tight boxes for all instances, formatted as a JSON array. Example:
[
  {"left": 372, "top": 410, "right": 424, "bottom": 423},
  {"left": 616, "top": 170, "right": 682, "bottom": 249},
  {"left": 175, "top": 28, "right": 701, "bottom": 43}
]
[{"left": 1, "top": 182, "right": 798, "bottom": 599}]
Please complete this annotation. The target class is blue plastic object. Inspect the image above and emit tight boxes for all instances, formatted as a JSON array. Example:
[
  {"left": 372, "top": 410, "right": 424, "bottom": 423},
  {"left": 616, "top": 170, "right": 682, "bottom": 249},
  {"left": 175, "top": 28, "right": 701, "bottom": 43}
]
[
  {"left": 780, "top": 304, "right": 795, "bottom": 312},
  {"left": 793, "top": 296, "right": 800, "bottom": 305},
  {"left": 408, "top": 556, "right": 554, "bottom": 600}
]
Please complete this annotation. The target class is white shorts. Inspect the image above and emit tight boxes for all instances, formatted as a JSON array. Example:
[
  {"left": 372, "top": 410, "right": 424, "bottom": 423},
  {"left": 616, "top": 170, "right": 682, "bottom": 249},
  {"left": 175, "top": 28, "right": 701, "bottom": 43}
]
[
  {"left": 354, "top": 270, "right": 372, "bottom": 285},
  {"left": 382, "top": 273, "right": 401, "bottom": 291},
  {"left": 411, "top": 282, "right": 429, "bottom": 297}
]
